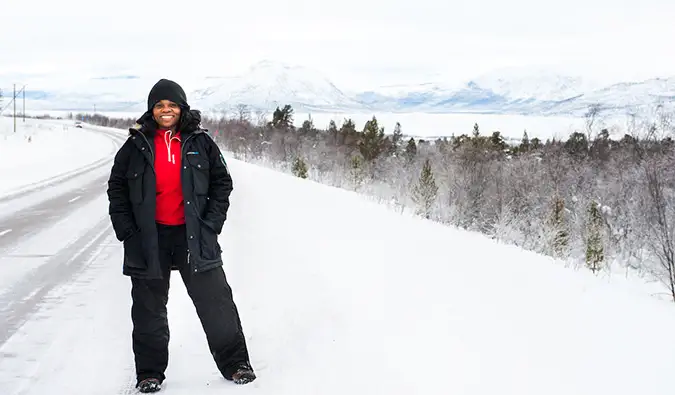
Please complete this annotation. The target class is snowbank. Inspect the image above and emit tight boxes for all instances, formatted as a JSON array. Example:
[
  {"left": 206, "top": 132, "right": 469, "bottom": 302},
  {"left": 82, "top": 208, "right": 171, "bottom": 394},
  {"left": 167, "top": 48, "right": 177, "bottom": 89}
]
[{"left": 0, "top": 118, "right": 117, "bottom": 197}]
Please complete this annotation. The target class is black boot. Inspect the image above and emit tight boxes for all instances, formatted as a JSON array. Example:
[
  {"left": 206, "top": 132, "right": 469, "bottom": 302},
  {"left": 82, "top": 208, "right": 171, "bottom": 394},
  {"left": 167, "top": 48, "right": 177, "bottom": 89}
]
[
  {"left": 229, "top": 362, "right": 256, "bottom": 385},
  {"left": 137, "top": 378, "right": 161, "bottom": 393}
]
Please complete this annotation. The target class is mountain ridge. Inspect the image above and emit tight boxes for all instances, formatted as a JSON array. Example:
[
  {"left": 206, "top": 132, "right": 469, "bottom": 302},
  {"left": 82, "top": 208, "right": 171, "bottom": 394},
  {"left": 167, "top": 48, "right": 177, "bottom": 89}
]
[{"left": 3, "top": 60, "right": 674, "bottom": 117}]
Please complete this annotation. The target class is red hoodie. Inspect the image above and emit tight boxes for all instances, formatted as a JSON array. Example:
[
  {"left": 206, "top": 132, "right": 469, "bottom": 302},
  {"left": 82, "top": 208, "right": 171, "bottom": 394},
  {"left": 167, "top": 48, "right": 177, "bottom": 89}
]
[{"left": 154, "top": 129, "right": 185, "bottom": 225}]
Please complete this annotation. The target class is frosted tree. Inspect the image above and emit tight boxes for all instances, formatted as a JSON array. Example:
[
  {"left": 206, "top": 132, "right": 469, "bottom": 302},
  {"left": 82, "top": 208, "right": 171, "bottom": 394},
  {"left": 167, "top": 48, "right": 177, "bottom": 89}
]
[
  {"left": 584, "top": 103, "right": 602, "bottom": 142},
  {"left": 299, "top": 114, "right": 315, "bottom": 133},
  {"left": 348, "top": 155, "right": 366, "bottom": 190},
  {"left": 389, "top": 122, "right": 403, "bottom": 156},
  {"left": 472, "top": 122, "right": 480, "bottom": 138},
  {"left": 234, "top": 104, "right": 251, "bottom": 122},
  {"left": 292, "top": 156, "right": 308, "bottom": 179},
  {"left": 643, "top": 158, "right": 675, "bottom": 301},
  {"left": 549, "top": 196, "right": 569, "bottom": 258},
  {"left": 404, "top": 138, "right": 417, "bottom": 165},
  {"left": 328, "top": 120, "right": 339, "bottom": 145},
  {"left": 489, "top": 131, "right": 508, "bottom": 151},
  {"left": 411, "top": 158, "right": 438, "bottom": 219},
  {"left": 531, "top": 137, "right": 542, "bottom": 150},
  {"left": 585, "top": 200, "right": 605, "bottom": 274},
  {"left": 520, "top": 130, "right": 530, "bottom": 152}
]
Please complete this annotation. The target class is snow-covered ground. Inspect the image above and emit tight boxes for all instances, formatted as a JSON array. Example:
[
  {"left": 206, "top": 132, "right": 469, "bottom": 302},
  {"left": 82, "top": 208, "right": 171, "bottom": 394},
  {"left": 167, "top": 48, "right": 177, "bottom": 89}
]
[
  {"left": 1, "top": 124, "right": 675, "bottom": 394},
  {"left": 0, "top": 117, "right": 119, "bottom": 197}
]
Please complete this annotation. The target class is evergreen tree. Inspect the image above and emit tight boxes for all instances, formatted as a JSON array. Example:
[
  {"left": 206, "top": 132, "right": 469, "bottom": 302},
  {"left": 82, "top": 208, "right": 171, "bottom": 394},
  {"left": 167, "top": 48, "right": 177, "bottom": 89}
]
[
  {"left": 349, "top": 154, "right": 366, "bottom": 189},
  {"left": 291, "top": 156, "right": 308, "bottom": 179},
  {"left": 549, "top": 196, "right": 569, "bottom": 257},
  {"left": 389, "top": 122, "right": 403, "bottom": 156},
  {"left": 565, "top": 131, "right": 589, "bottom": 159},
  {"left": 359, "top": 116, "right": 386, "bottom": 162},
  {"left": 452, "top": 133, "right": 470, "bottom": 149},
  {"left": 299, "top": 115, "right": 314, "bottom": 133},
  {"left": 270, "top": 104, "right": 294, "bottom": 129},
  {"left": 590, "top": 128, "right": 611, "bottom": 161},
  {"left": 531, "top": 137, "right": 542, "bottom": 150},
  {"left": 340, "top": 118, "right": 356, "bottom": 134},
  {"left": 328, "top": 120, "right": 339, "bottom": 145},
  {"left": 404, "top": 137, "right": 417, "bottom": 164},
  {"left": 520, "top": 130, "right": 530, "bottom": 152},
  {"left": 585, "top": 201, "right": 605, "bottom": 273},
  {"left": 411, "top": 158, "right": 439, "bottom": 219},
  {"left": 490, "top": 131, "right": 508, "bottom": 151},
  {"left": 339, "top": 118, "right": 357, "bottom": 146}
]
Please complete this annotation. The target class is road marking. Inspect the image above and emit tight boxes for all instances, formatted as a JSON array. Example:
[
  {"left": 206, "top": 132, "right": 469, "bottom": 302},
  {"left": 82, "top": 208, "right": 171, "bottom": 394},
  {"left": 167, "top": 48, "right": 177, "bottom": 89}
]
[
  {"left": 0, "top": 229, "right": 12, "bottom": 237},
  {"left": 68, "top": 196, "right": 81, "bottom": 203}
]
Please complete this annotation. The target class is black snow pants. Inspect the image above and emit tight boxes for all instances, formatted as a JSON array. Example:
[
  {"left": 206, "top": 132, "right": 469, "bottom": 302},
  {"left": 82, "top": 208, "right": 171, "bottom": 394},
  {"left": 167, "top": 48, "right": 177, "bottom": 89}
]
[{"left": 130, "top": 223, "right": 251, "bottom": 385}]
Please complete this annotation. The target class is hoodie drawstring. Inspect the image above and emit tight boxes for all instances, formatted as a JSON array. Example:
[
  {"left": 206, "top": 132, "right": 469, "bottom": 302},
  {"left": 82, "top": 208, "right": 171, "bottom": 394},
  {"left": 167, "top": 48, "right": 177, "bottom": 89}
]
[{"left": 164, "top": 130, "right": 181, "bottom": 164}]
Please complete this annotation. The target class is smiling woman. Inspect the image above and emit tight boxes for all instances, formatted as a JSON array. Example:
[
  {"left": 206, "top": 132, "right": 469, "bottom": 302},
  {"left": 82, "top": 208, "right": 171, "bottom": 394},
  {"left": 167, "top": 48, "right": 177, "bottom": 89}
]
[{"left": 106, "top": 78, "right": 256, "bottom": 393}]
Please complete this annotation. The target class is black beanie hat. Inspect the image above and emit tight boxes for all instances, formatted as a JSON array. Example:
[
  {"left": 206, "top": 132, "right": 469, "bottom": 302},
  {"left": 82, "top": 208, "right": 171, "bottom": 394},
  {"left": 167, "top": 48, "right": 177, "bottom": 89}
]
[{"left": 147, "top": 79, "right": 189, "bottom": 111}]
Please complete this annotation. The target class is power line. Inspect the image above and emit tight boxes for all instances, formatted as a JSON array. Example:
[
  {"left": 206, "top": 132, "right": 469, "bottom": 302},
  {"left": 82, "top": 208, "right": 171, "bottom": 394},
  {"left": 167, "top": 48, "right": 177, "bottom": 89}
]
[{"left": 0, "top": 84, "right": 27, "bottom": 133}]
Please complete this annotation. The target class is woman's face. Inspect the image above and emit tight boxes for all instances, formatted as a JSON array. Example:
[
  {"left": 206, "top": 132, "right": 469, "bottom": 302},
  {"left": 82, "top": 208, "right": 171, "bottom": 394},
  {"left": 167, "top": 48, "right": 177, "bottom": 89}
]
[{"left": 152, "top": 100, "right": 181, "bottom": 130}]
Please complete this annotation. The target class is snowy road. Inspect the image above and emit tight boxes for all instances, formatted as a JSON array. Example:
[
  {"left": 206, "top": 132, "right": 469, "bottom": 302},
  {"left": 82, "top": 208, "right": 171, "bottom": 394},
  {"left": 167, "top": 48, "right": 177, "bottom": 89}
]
[
  {"left": 0, "top": 175, "right": 117, "bottom": 251},
  {"left": 0, "top": 124, "right": 127, "bottom": 348}
]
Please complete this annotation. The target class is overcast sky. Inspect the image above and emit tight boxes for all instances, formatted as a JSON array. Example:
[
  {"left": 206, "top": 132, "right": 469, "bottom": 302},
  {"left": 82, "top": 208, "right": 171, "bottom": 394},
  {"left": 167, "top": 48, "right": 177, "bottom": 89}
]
[{"left": 2, "top": 0, "right": 673, "bottom": 90}]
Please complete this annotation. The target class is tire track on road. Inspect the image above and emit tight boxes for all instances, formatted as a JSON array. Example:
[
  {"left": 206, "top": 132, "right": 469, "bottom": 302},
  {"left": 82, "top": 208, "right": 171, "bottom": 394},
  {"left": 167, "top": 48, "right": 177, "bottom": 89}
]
[
  {"left": 0, "top": 217, "right": 112, "bottom": 347},
  {"left": 0, "top": 174, "right": 113, "bottom": 252},
  {"left": 0, "top": 126, "right": 128, "bottom": 253}
]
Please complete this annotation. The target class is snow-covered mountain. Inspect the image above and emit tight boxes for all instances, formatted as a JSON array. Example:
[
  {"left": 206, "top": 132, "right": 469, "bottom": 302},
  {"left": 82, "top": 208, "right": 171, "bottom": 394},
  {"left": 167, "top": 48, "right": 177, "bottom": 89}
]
[
  {"left": 354, "top": 81, "right": 462, "bottom": 112},
  {"left": 2, "top": 61, "right": 364, "bottom": 116},
  {"left": 468, "top": 67, "right": 599, "bottom": 102},
  {"left": 549, "top": 77, "right": 675, "bottom": 115},
  {"left": 358, "top": 68, "right": 675, "bottom": 116},
  {"left": 191, "top": 61, "right": 363, "bottom": 113},
  {"left": 4, "top": 61, "right": 674, "bottom": 118}
]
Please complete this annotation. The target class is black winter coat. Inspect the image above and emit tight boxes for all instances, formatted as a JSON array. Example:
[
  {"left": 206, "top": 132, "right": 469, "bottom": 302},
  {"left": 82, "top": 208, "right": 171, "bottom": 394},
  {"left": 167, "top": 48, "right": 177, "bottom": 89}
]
[{"left": 107, "top": 110, "right": 233, "bottom": 279}]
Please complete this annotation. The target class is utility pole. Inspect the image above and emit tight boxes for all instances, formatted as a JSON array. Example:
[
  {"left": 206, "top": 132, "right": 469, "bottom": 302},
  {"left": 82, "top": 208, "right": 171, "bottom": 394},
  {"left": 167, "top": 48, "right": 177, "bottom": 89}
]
[{"left": 2, "top": 84, "right": 26, "bottom": 130}]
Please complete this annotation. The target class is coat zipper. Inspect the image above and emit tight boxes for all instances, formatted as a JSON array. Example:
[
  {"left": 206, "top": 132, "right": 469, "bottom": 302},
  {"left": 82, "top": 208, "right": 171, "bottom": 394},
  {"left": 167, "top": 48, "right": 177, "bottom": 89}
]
[
  {"left": 137, "top": 131, "right": 155, "bottom": 170},
  {"left": 182, "top": 132, "right": 198, "bottom": 272},
  {"left": 181, "top": 133, "right": 197, "bottom": 159}
]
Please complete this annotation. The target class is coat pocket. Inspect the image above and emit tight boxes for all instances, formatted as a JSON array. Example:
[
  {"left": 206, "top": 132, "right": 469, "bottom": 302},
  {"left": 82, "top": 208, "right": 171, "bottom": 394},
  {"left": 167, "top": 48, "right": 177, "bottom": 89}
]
[
  {"left": 126, "top": 167, "right": 145, "bottom": 204},
  {"left": 123, "top": 231, "right": 147, "bottom": 269},
  {"left": 199, "top": 224, "right": 222, "bottom": 261},
  {"left": 186, "top": 154, "right": 210, "bottom": 196}
]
